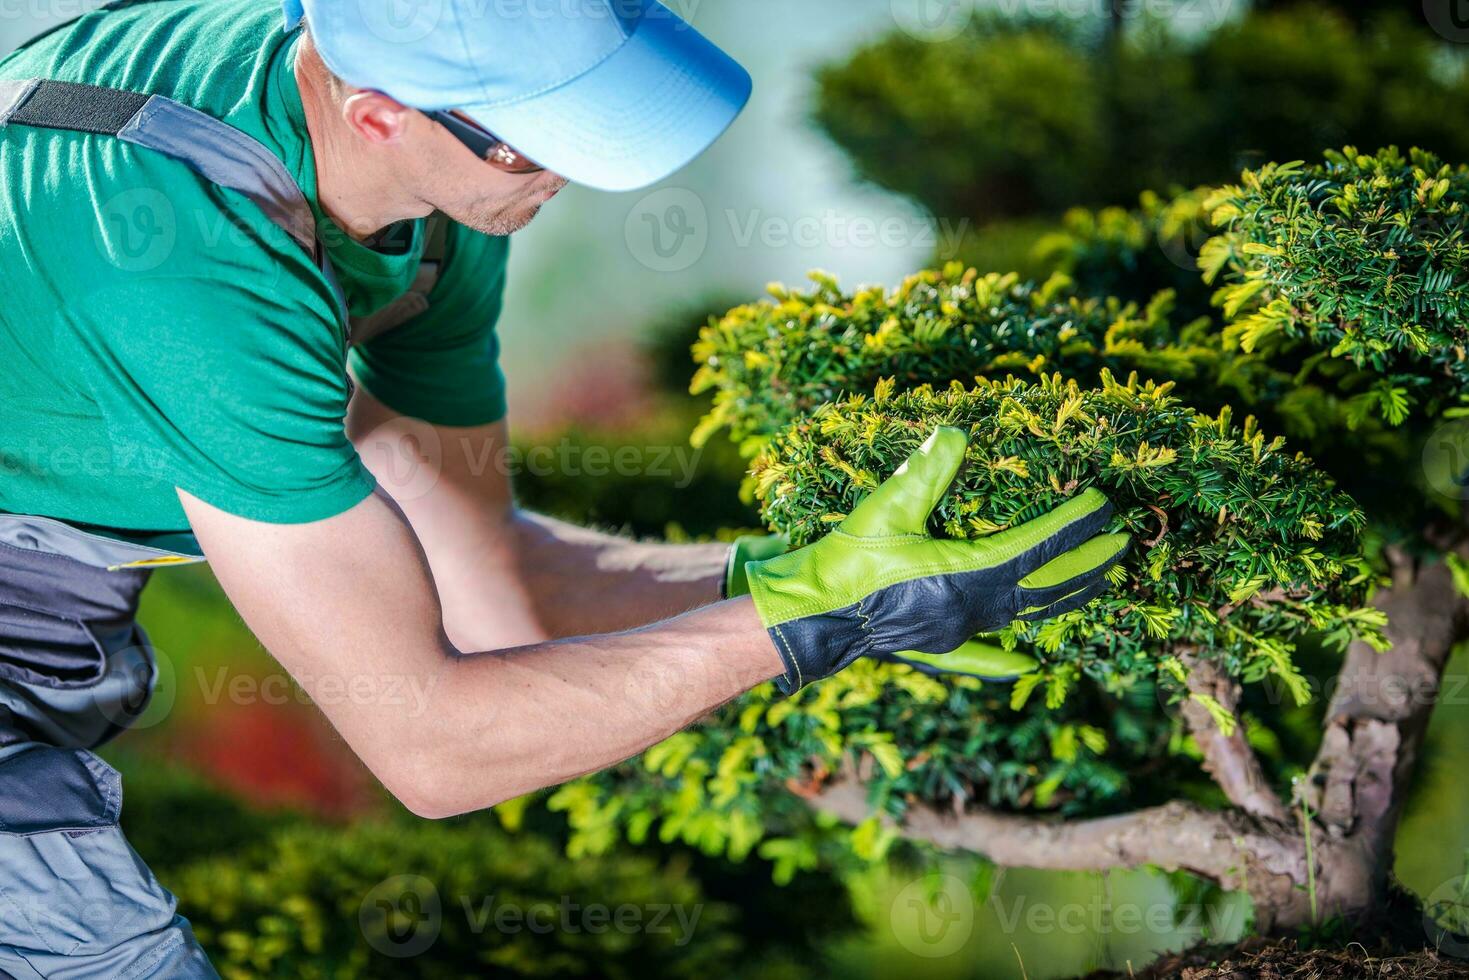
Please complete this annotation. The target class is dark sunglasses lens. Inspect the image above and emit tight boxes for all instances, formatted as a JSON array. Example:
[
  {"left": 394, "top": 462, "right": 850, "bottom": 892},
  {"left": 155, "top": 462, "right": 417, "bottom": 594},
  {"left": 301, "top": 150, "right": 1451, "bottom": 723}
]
[
  {"left": 486, "top": 145, "right": 544, "bottom": 174},
  {"left": 433, "top": 111, "right": 543, "bottom": 175}
]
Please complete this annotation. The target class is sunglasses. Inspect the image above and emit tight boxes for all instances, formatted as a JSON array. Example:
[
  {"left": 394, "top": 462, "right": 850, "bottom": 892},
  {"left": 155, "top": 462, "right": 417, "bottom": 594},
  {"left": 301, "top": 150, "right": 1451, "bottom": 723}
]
[{"left": 425, "top": 110, "right": 545, "bottom": 176}]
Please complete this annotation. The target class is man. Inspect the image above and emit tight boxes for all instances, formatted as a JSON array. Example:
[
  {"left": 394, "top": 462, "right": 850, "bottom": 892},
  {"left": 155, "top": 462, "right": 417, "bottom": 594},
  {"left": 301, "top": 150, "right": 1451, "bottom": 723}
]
[{"left": 0, "top": 0, "right": 1129, "bottom": 974}]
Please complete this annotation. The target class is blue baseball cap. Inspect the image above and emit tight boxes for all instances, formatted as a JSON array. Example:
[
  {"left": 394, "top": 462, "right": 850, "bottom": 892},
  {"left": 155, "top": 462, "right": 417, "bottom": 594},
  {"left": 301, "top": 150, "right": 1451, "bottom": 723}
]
[{"left": 282, "top": 0, "right": 752, "bottom": 192}]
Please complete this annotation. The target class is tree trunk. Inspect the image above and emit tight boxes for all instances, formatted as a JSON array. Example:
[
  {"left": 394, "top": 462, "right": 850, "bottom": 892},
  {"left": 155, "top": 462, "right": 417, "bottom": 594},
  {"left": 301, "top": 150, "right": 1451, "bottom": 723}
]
[{"left": 809, "top": 557, "right": 1469, "bottom": 932}]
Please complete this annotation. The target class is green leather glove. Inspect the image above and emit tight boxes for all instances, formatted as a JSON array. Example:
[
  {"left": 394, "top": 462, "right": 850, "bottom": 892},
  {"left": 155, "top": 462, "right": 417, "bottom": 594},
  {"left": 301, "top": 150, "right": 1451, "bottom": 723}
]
[
  {"left": 877, "top": 641, "right": 1041, "bottom": 681},
  {"left": 729, "top": 535, "right": 1039, "bottom": 680},
  {"left": 723, "top": 534, "right": 791, "bottom": 599},
  {"left": 745, "top": 426, "right": 1129, "bottom": 695}
]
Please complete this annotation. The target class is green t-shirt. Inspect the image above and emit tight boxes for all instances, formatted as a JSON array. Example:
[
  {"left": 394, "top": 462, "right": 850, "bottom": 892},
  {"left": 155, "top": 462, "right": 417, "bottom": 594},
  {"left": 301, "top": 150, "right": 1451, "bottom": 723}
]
[{"left": 0, "top": 0, "right": 510, "bottom": 545}]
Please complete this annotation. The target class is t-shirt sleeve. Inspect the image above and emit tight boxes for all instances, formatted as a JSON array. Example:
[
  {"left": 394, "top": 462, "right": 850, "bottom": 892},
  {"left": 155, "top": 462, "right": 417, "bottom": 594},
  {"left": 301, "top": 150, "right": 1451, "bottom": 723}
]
[
  {"left": 348, "top": 224, "right": 511, "bottom": 427},
  {"left": 67, "top": 269, "right": 377, "bottom": 526}
]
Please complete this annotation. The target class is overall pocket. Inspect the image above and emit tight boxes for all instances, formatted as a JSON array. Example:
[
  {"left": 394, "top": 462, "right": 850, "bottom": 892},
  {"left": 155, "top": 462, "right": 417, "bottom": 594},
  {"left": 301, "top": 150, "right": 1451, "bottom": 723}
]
[{"left": 0, "top": 600, "right": 106, "bottom": 689}]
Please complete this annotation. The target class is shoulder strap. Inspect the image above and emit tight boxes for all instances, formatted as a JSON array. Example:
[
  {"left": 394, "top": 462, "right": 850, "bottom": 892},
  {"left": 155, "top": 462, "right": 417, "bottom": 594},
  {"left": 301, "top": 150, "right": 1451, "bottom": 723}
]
[
  {"left": 0, "top": 77, "right": 455, "bottom": 336},
  {"left": 345, "top": 211, "right": 450, "bottom": 347},
  {"left": 0, "top": 78, "right": 318, "bottom": 254}
]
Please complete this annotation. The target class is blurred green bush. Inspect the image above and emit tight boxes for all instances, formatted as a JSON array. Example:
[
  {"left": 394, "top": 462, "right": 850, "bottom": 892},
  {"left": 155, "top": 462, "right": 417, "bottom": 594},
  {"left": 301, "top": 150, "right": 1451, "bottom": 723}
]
[
  {"left": 114, "top": 759, "right": 831, "bottom": 979},
  {"left": 813, "top": 7, "right": 1469, "bottom": 226}
]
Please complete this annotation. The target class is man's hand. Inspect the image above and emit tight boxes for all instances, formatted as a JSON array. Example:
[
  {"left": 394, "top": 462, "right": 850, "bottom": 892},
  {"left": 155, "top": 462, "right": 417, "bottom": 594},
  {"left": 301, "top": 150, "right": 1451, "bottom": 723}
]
[{"left": 745, "top": 427, "right": 1129, "bottom": 694}]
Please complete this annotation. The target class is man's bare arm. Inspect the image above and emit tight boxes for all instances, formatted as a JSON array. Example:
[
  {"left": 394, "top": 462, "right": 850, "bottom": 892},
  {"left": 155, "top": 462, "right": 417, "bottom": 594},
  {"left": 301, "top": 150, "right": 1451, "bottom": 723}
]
[
  {"left": 345, "top": 389, "right": 730, "bottom": 647},
  {"left": 180, "top": 487, "right": 783, "bottom": 819}
]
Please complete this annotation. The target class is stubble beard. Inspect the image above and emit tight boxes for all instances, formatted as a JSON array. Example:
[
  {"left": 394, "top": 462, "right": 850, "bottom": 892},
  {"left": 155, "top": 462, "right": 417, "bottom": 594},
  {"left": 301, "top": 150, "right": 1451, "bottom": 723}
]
[{"left": 452, "top": 178, "right": 567, "bottom": 237}]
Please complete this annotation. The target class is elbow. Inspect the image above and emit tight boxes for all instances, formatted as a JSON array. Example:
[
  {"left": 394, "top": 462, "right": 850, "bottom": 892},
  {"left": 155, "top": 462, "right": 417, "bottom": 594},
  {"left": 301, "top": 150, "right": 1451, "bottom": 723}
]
[
  {"left": 391, "top": 781, "right": 464, "bottom": 822},
  {"left": 375, "top": 748, "right": 520, "bottom": 821}
]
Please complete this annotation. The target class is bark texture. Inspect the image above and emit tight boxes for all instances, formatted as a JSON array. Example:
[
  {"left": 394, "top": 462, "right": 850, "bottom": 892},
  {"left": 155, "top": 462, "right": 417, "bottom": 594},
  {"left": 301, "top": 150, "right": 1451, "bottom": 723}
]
[{"left": 809, "top": 558, "right": 1469, "bottom": 931}]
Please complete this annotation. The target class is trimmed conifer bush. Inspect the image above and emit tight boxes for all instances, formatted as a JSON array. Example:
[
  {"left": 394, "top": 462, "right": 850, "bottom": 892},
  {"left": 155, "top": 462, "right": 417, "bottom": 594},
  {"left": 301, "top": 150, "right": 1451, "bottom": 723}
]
[
  {"left": 752, "top": 373, "right": 1380, "bottom": 698},
  {"left": 690, "top": 269, "right": 1218, "bottom": 457},
  {"left": 1202, "top": 146, "right": 1469, "bottom": 425}
]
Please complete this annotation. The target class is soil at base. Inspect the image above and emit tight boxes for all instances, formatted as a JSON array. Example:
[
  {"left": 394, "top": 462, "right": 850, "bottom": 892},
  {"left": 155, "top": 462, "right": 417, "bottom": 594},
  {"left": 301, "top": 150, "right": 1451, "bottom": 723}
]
[{"left": 1081, "top": 938, "right": 1469, "bottom": 978}]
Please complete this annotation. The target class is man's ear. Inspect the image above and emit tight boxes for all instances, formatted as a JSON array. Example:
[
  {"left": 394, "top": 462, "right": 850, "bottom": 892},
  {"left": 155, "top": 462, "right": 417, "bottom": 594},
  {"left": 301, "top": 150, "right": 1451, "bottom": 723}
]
[{"left": 341, "top": 91, "right": 414, "bottom": 146}]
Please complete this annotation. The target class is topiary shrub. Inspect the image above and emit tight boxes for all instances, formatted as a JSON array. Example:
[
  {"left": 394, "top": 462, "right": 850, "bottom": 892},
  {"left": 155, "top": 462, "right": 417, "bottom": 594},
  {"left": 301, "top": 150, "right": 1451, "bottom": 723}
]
[
  {"left": 812, "top": 17, "right": 1105, "bottom": 224},
  {"left": 752, "top": 373, "right": 1380, "bottom": 697},
  {"left": 690, "top": 269, "right": 1218, "bottom": 458},
  {"left": 1202, "top": 146, "right": 1469, "bottom": 427},
  {"left": 813, "top": 8, "right": 1469, "bottom": 228},
  {"left": 548, "top": 376, "right": 1379, "bottom": 878},
  {"left": 1029, "top": 188, "right": 1218, "bottom": 318}
]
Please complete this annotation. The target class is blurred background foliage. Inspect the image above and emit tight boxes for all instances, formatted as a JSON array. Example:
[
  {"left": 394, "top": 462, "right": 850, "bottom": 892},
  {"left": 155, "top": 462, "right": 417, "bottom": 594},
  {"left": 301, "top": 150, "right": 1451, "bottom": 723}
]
[{"left": 0, "top": 0, "right": 1458, "bottom": 975}]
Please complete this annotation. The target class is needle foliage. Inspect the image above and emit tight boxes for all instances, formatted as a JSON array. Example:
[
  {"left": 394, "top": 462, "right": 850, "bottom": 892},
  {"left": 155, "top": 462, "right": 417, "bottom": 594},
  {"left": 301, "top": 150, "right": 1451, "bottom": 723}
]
[
  {"left": 691, "top": 267, "right": 1217, "bottom": 457},
  {"left": 752, "top": 373, "right": 1381, "bottom": 699},
  {"left": 1202, "top": 146, "right": 1469, "bottom": 426}
]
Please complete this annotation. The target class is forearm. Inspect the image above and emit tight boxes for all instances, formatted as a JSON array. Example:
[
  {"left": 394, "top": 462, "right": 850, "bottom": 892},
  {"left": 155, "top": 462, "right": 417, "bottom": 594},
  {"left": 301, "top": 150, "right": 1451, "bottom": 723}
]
[
  {"left": 508, "top": 510, "right": 728, "bottom": 637},
  {"left": 400, "top": 596, "right": 778, "bottom": 817},
  {"left": 184, "top": 488, "right": 782, "bottom": 822}
]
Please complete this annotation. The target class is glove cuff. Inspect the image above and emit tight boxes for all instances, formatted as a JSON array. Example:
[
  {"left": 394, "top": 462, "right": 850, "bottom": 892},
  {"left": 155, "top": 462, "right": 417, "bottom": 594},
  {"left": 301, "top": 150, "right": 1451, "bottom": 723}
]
[
  {"left": 721, "top": 534, "right": 790, "bottom": 599},
  {"left": 763, "top": 611, "right": 870, "bottom": 696}
]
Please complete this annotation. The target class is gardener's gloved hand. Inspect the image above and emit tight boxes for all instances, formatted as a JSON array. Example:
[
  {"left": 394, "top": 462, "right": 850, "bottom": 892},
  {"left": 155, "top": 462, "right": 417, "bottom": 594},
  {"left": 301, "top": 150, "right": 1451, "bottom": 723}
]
[
  {"left": 744, "top": 426, "right": 1129, "bottom": 695},
  {"left": 729, "top": 534, "right": 1042, "bottom": 681}
]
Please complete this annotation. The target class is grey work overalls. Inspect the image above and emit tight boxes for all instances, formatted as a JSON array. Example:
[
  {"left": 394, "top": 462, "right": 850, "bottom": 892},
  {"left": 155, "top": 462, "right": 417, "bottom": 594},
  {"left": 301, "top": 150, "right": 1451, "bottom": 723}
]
[{"left": 0, "top": 69, "right": 445, "bottom": 978}]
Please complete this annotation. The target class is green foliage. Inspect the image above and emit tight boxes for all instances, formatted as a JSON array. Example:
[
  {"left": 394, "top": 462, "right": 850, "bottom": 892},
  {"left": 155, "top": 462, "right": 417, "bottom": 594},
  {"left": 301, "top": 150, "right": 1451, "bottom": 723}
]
[
  {"left": 691, "top": 267, "right": 1217, "bottom": 458},
  {"left": 512, "top": 414, "right": 755, "bottom": 539},
  {"left": 1029, "top": 188, "right": 1219, "bottom": 319},
  {"left": 813, "top": 8, "right": 1469, "bottom": 225},
  {"left": 168, "top": 817, "right": 743, "bottom": 979},
  {"left": 753, "top": 373, "right": 1379, "bottom": 691},
  {"left": 1204, "top": 146, "right": 1469, "bottom": 426},
  {"left": 552, "top": 374, "right": 1381, "bottom": 867},
  {"left": 555, "top": 657, "right": 1188, "bottom": 865},
  {"left": 813, "top": 17, "right": 1105, "bottom": 223}
]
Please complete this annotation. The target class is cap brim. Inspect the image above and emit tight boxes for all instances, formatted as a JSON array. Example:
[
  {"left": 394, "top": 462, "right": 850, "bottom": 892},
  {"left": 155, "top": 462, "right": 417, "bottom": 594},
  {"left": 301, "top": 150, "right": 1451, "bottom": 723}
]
[{"left": 458, "top": 2, "right": 751, "bottom": 192}]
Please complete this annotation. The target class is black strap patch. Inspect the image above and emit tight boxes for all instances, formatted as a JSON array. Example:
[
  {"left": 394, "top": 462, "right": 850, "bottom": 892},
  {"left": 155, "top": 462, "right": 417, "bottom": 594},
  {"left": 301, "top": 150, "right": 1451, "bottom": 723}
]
[{"left": 8, "top": 79, "right": 149, "bottom": 135}]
